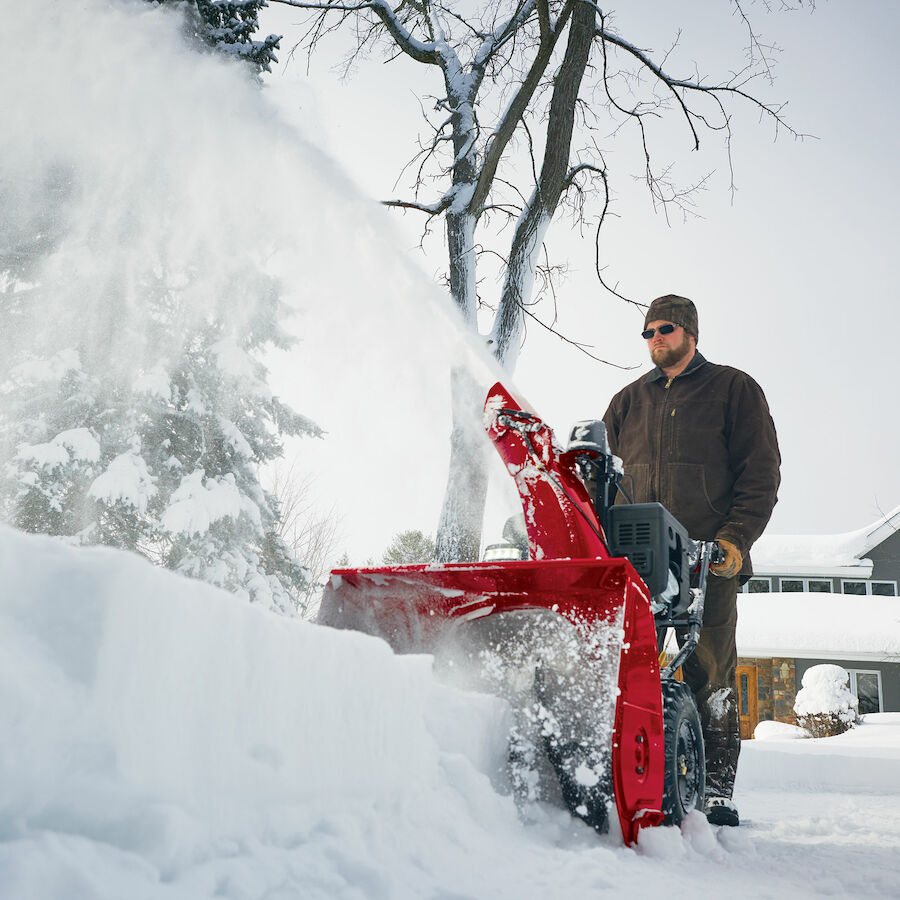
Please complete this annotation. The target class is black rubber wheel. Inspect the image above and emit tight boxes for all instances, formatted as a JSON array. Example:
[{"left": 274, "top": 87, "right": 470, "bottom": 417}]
[
  {"left": 535, "top": 663, "right": 612, "bottom": 834},
  {"left": 661, "top": 679, "right": 705, "bottom": 825},
  {"left": 545, "top": 737, "right": 611, "bottom": 834}
]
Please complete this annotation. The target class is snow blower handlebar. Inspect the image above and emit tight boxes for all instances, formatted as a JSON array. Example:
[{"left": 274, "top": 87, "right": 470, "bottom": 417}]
[{"left": 659, "top": 539, "right": 723, "bottom": 680}]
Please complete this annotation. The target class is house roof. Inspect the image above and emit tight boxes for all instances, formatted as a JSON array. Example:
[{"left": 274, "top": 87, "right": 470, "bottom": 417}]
[
  {"left": 736, "top": 591, "right": 900, "bottom": 661},
  {"left": 751, "top": 504, "right": 900, "bottom": 577}
]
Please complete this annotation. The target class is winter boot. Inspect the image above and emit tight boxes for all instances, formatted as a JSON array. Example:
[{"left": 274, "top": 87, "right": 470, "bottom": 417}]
[{"left": 705, "top": 796, "right": 739, "bottom": 827}]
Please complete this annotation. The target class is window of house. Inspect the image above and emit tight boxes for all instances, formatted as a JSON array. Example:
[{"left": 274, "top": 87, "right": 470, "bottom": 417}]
[
  {"left": 842, "top": 581, "right": 867, "bottom": 595},
  {"left": 746, "top": 577, "right": 771, "bottom": 593},
  {"left": 848, "top": 670, "right": 883, "bottom": 714},
  {"left": 842, "top": 580, "right": 897, "bottom": 596},
  {"left": 774, "top": 577, "right": 836, "bottom": 593}
]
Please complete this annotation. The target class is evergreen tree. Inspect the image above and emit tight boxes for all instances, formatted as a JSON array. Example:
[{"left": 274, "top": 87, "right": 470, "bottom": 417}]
[
  {"left": 382, "top": 530, "right": 436, "bottom": 566},
  {"left": 0, "top": 0, "right": 312, "bottom": 615},
  {"left": 148, "top": 0, "right": 281, "bottom": 75},
  {"left": 0, "top": 266, "right": 321, "bottom": 615}
]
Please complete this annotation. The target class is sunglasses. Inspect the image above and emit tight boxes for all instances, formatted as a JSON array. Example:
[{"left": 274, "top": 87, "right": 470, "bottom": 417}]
[{"left": 641, "top": 323, "right": 681, "bottom": 340}]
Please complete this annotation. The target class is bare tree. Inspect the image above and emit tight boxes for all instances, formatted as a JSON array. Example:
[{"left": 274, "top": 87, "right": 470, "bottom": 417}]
[
  {"left": 269, "top": 460, "right": 343, "bottom": 617},
  {"left": 270, "top": 0, "right": 807, "bottom": 561}
]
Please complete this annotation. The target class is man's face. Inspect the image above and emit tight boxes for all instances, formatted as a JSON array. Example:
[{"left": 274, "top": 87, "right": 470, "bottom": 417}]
[{"left": 645, "top": 319, "right": 693, "bottom": 369}]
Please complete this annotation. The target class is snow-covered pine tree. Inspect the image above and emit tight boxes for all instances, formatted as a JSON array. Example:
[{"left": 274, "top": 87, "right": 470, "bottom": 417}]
[
  {"left": 147, "top": 0, "right": 281, "bottom": 75},
  {"left": 0, "top": 263, "right": 321, "bottom": 614},
  {"left": 382, "top": 530, "right": 436, "bottom": 566},
  {"left": 0, "top": 0, "right": 316, "bottom": 614},
  {"left": 1, "top": 268, "right": 321, "bottom": 614}
]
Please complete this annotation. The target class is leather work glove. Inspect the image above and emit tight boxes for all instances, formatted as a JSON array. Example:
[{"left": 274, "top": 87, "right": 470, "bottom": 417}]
[{"left": 711, "top": 538, "right": 743, "bottom": 578}]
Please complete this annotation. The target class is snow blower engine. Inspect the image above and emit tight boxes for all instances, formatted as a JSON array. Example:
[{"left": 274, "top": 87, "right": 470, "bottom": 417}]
[{"left": 319, "top": 382, "right": 720, "bottom": 845}]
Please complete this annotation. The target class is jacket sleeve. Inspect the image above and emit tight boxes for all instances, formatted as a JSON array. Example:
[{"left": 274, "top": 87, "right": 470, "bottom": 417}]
[
  {"left": 716, "top": 373, "right": 781, "bottom": 555},
  {"left": 602, "top": 396, "right": 620, "bottom": 456}
]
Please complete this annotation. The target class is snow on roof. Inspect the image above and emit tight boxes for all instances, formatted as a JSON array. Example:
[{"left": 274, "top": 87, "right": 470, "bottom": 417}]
[
  {"left": 737, "top": 591, "right": 900, "bottom": 661},
  {"left": 752, "top": 504, "right": 900, "bottom": 575}
]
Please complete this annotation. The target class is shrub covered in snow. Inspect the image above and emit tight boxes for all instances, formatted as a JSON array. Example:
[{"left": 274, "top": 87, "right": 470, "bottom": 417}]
[{"left": 794, "top": 665, "right": 860, "bottom": 737}]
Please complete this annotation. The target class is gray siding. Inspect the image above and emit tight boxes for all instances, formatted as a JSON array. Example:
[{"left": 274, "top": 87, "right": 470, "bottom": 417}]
[
  {"left": 867, "top": 528, "right": 900, "bottom": 587},
  {"left": 794, "top": 657, "right": 900, "bottom": 713}
]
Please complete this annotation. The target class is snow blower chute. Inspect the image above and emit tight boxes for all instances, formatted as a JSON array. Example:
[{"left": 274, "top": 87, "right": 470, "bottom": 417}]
[{"left": 319, "top": 382, "right": 719, "bottom": 845}]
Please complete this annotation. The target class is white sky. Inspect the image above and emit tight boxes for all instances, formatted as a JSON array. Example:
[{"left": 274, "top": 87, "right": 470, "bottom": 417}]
[{"left": 259, "top": 1, "right": 900, "bottom": 541}]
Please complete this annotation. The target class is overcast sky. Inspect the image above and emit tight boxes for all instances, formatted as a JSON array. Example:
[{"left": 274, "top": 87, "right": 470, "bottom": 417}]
[{"left": 260, "top": 1, "right": 900, "bottom": 543}]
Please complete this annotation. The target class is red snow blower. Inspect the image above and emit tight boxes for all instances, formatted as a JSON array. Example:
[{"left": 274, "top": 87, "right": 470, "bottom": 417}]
[{"left": 319, "top": 383, "right": 719, "bottom": 845}]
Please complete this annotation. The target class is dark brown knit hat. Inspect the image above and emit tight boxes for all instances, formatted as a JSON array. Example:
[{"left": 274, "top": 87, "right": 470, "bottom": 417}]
[{"left": 644, "top": 294, "right": 698, "bottom": 342}]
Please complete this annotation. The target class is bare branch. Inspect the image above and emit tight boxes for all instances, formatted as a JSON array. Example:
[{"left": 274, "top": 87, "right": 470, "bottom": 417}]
[
  {"left": 564, "top": 161, "right": 605, "bottom": 190},
  {"left": 382, "top": 197, "right": 450, "bottom": 215},
  {"left": 521, "top": 303, "right": 638, "bottom": 369},
  {"left": 271, "top": 0, "right": 443, "bottom": 65},
  {"left": 470, "top": 0, "right": 572, "bottom": 214},
  {"left": 593, "top": 173, "right": 646, "bottom": 313},
  {"left": 595, "top": 16, "right": 801, "bottom": 149}
]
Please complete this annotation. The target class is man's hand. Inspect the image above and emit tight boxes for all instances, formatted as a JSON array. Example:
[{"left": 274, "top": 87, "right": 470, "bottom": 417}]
[{"left": 711, "top": 538, "right": 742, "bottom": 578}]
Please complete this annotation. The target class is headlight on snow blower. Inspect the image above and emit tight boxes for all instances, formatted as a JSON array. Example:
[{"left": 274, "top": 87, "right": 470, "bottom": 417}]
[{"left": 482, "top": 542, "right": 526, "bottom": 562}]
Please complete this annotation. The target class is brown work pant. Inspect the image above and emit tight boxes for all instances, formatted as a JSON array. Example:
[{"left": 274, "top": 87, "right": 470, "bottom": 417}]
[{"left": 676, "top": 573, "right": 740, "bottom": 799}]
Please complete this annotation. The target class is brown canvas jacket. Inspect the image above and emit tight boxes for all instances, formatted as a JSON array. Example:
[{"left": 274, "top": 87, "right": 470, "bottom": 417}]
[{"left": 602, "top": 351, "right": 781, "bottom": 579}]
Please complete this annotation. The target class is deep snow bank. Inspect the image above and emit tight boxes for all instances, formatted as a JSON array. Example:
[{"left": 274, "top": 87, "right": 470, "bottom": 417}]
[
  {"left": 736, "top": 714, "right": 900, "bottom": 795},
  {"left": 5, "top": 528, "right": 900, "bottom": 899},
  {"left": 0, "top": 525, "right": 513, "bottom": 888}
]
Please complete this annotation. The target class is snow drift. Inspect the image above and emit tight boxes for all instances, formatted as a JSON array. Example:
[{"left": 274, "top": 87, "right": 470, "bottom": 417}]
[
  {"left": 0, "top": 524, "right": 517, "bottom": 894},
  {"left": 4, "top": 527, "right": 900, "bottom": 899}
]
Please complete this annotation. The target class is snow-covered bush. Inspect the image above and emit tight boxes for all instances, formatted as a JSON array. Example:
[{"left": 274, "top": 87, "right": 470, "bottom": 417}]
[{"left": 794, "top": 665, "right": 860, "bottom": 737}]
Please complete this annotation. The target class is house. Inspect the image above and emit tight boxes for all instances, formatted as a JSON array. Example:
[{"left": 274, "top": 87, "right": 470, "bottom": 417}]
[
  {"left": 744, "top": 503, "right": 900, "bottom": 599},
  {"left": 732, "top": 505, "right": 900, "bottom": 738}
]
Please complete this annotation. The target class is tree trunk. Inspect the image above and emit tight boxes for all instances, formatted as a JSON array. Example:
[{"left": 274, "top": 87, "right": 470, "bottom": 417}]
[
  {"left": 434, "top": 199, "right": 486, "bottom": 563},
  {"left": 433, "top": 365, "right": 491, "bottom": 563},
  {"left": 435, "top": 4, "right": 597, "bottom": 562},
  {"left": 494, "top": 0, "right": 596, "bottom": 365}
]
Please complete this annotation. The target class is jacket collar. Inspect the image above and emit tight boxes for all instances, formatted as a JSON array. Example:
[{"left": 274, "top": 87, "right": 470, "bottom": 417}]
[{"left": 643, "top": 350, "right": 708, "bottom": 384}]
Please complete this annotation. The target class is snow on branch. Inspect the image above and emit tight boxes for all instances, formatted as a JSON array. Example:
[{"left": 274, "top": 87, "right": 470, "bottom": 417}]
[{"left": 382, "top": 197, "right": 451, "bottom": 216}]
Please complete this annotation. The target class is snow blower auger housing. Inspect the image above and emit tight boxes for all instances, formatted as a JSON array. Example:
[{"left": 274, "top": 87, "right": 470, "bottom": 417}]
[{"left": 319, "top": 382, "right": 719, "bottom": 845}]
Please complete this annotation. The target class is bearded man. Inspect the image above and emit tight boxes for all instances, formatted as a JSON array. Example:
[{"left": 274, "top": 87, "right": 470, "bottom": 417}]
[{"left": 602, "top": 294, "right": 781, "bottom": 827}]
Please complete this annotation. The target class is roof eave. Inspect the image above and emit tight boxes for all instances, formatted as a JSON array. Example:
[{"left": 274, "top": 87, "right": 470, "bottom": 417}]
[
  {"left": 738, "top": 646, "right": 900, "bottom": 663},
  {"left": 750, "top": 561, "right": 874, "bottom": 579}
]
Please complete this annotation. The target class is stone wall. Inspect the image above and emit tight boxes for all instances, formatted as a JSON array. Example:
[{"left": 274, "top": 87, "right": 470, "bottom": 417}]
[{"left": 772, "top": 657, "right": 797, "bottom": 722}]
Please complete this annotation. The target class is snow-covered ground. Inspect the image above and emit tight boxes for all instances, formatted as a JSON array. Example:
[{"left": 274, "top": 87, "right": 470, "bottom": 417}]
[{"left": 2, "top": 526, "right": 899, "bottom": 899}]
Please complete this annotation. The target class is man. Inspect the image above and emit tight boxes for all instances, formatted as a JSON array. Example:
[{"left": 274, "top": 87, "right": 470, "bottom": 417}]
[{"left": 602, "top": 295, "right": 780, "bottom": 827}]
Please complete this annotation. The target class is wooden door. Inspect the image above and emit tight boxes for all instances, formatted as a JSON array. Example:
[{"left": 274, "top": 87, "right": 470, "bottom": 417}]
[{"left": 736, "top": 664, "right": 758, "bottom": 740}]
